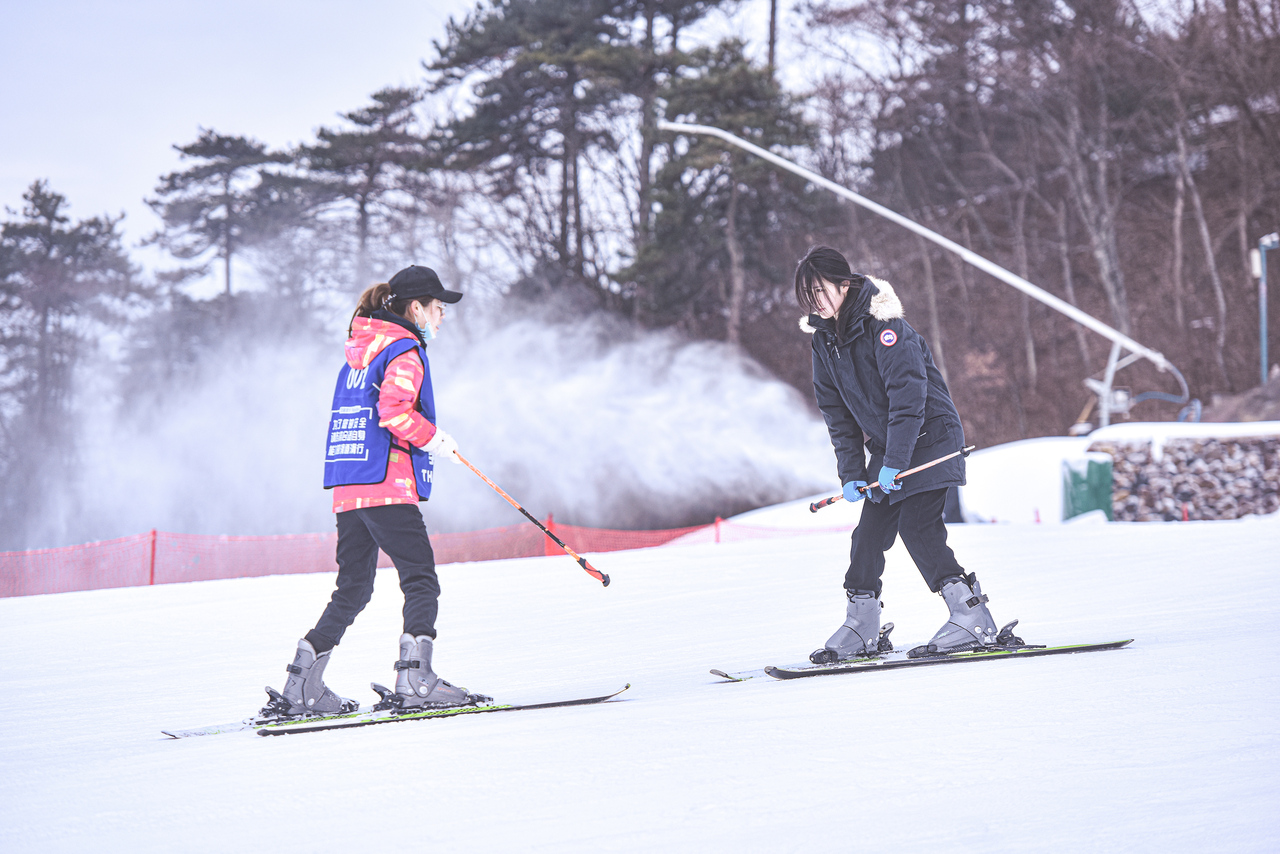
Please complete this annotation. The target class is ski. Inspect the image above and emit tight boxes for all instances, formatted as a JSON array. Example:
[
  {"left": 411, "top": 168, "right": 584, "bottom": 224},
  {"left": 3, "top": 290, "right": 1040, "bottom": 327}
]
[
  {"left": 164, "top": 685, "right": 629, "bottom": 738},
  {"left": 711, "top": 623, "right": 899, "bottom": 682},
  {"left": 163, "top": 718, "right": 276, "bottom": 739},
  {"left": 764, "top": 639, "right": 1133, "bottom": 680},
  {"left": 162, "top": 687, "right": 321, "bottom": 738},
  {"left": 712, "top": 654, "right": 881, "bottom": 683},
  {"left": 255, "top": 684, "right": 630, "bottom": 736},
  {"left": 711, "top": 666, "right": 793, "bottom": 682}
]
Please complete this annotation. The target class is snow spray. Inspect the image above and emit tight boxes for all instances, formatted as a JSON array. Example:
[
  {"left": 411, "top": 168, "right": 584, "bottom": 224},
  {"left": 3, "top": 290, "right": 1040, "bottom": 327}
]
[{"left": 49, "top": 305, "right": 835, "bottom": 544}]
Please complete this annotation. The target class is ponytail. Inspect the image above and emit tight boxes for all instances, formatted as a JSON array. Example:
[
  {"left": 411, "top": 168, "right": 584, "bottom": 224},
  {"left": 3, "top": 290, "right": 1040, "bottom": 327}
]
[{"left": 349, "top": 282, "right": 415, "bottom": 334}]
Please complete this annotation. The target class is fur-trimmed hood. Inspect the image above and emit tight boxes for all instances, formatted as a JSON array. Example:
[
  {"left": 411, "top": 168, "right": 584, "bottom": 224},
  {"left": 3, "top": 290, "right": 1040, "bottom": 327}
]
[{"left": 799, "top": 276, "right": 903, "bottom": 334}]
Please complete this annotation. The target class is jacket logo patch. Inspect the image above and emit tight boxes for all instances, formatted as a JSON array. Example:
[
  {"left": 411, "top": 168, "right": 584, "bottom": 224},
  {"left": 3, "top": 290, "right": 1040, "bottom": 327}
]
[{"left": 879, "top": 329, "right": 898, "bottom": 347}]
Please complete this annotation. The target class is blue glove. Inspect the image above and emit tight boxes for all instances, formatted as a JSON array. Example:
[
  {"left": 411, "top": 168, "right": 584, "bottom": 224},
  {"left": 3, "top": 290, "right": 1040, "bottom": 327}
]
[
  {"left": 878, "top": 466, "right": 902, "bottom": 492},
  {"left": 842, "top": 481, "right": 869, "bottom": 502}
]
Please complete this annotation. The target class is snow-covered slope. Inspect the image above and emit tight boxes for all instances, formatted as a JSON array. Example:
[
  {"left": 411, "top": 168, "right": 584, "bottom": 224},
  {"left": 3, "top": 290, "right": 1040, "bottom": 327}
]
[{"left": 2, "top": 512, "right": 1278, "bottom": 852}]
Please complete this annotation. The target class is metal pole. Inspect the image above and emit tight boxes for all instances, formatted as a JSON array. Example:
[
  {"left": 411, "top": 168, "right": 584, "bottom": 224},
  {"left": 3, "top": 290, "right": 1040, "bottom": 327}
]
[
  {"left": 1263, "top": 245, "right": 1270, "bottom": 386},
  {"left": 809, "top": 445, "right": 977, "bottom": 512},
  {"left": 454, "top": 452, "right": 610, "bottom": 587},
  {"left": 1259, "top": 233, "right": 1278, "bottom": 385},
  {"left": 1100, "top": 342, "right": 1121, "bottom": 428}
]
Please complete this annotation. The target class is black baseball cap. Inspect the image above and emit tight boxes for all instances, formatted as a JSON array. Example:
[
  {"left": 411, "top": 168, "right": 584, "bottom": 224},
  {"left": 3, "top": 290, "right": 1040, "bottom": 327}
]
[{"left": 387, "top": 265, "right": 463, "bottom": 303}]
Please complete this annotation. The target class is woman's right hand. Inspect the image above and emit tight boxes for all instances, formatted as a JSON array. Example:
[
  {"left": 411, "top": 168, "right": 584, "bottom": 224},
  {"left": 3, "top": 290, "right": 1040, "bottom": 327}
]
[{"left": 842, "top": 481, "right": 868, "bottom": 502}]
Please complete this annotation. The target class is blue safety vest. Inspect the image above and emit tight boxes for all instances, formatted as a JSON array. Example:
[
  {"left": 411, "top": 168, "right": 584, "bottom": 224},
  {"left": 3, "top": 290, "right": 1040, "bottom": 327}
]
[{"left": 323, "top": 337, "right": 435, "bottom": 500}]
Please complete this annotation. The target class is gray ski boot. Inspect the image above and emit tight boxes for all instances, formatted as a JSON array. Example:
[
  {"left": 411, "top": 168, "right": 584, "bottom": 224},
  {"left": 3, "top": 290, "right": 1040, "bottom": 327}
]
[
  {"left": 810, "top": 589, "right": 890, "bottom": 664},
  {"left": 384, "top": 633, "right": 486, "bottom": 710},
  {"left": 910, "top": 573, "right": 999, "bottom": 658},
  {"left": 277, "top": 639, "right": 359, "bottom": 716}
]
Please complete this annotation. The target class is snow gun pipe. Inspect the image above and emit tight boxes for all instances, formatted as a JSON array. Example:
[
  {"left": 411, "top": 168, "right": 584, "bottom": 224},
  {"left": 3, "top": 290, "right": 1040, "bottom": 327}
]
[
  {"left": 809, "top": 445, "right": 977, "bottom": 513},
  {"left": 655, "top": 121, "right": 1177, "bottom": 376},
  {"left": 454, "top": 452, "right": 610, "bottom": 587}
]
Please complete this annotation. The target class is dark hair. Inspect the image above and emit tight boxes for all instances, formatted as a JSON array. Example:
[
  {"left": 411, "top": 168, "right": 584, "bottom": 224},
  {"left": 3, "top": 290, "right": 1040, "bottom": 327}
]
[
  {"left": 794, "top": 246, "right": 866, "bottom": 315},
  {"left": 349, "top": 282, "right": 421, "bottom": 334}
]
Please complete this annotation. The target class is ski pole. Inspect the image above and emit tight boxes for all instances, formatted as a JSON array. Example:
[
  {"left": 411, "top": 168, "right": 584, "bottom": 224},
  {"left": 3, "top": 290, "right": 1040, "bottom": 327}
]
[
  {"left": 809, "top": 445, "right": 976, "bottom": 513},
  {"left": 453, "top": 451, "right": 610, "bottom": 587}
]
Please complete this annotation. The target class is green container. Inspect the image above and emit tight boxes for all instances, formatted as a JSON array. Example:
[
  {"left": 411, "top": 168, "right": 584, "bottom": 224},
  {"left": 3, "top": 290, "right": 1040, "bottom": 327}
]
[{"left": 1062, "top": 454, "right": 1114, "bottom": 521}]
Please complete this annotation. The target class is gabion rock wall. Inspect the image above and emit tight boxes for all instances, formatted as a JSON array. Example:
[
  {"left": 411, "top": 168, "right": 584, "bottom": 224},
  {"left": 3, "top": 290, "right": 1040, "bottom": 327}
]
[{"left": 1087, "top": 438, "right": 1280, "bottom": 522}]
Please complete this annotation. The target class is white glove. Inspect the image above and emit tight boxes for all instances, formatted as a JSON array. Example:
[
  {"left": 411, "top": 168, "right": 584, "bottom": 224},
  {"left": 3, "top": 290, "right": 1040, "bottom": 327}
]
[{"left": 423, "top": 427, "right": 462, "bottom": 464}]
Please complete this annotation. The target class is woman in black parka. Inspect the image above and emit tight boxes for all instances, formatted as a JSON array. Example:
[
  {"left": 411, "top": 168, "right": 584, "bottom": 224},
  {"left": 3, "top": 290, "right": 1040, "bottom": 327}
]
[{"left": 796, "top": 246, "right": 1003, "bottom": 663}]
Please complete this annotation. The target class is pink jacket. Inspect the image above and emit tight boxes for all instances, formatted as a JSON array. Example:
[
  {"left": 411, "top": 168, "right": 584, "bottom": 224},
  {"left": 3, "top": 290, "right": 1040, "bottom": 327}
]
[{"left": 331, "top": 317, "right": 438, "bottom": 513}]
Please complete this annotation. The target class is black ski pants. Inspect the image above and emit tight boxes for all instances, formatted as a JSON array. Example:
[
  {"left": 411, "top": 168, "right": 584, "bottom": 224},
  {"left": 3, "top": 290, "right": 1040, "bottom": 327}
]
[
  {"left": 845, "top": 487, "right": 965, "bottom": 596},
  {"left": 307, "top": 503, "right": 441, "bottom": 653}
]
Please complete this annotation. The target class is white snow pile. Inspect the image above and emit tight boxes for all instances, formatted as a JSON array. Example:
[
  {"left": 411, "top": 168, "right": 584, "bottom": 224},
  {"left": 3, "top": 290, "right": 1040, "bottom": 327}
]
[{"left": 957, "top": 420, "right": 1280, "bottom": 525}]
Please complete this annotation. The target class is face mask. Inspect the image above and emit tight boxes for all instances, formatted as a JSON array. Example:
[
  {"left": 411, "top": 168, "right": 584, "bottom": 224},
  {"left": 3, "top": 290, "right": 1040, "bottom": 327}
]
[{"left": 414, "top": 305, "right": 436, "bottom": 341}]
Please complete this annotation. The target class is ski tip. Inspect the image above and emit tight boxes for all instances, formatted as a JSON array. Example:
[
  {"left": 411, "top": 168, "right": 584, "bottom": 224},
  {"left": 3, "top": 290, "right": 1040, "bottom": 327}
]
[
  {"left": 710, "top": 669, "right": 746, "bottom": 682},
  {"left": 600, "top": 574, "right": 611, "bottom": 587}
]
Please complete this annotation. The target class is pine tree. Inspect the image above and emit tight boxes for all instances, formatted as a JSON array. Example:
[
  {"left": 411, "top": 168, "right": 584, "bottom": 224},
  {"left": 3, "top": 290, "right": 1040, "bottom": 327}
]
[
  {"left": 299, "top": 87, "right": 429, "bottom": 288},
  {"left": 626, "top": 41, "right": 838, "bottom": 345},
  {"left": 0, "top": 181, "right": 135, "bottom": 547},
  {"left": 148, "top": 129, "right": 290, "bottom": 295},
  {"left": 430, "top": 0, "right": 632, "bottom": 282},
  {"left": 624, "top": 0, "right": 736, "bottom": 310}
]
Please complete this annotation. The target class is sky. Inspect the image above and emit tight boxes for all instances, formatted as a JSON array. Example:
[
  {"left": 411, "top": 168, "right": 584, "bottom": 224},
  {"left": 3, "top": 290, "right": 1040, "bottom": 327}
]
[
  {"left": 0, "top": 0, "right": 791, "bottom": 291},
  {"left": 0, "top": 1, "right": 474, "bottom": 273}
]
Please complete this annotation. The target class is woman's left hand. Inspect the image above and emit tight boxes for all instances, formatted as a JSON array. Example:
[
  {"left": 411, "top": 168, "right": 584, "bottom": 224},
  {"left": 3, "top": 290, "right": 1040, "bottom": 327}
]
[{"left": 877, "top": 466, "right": 902, "bottom": 492}]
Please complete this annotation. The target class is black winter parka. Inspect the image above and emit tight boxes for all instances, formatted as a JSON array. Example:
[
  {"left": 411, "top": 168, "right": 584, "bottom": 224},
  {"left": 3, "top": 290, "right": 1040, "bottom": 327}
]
[{"left": 806, "top": 277, "right": 966, "bottom": 504}]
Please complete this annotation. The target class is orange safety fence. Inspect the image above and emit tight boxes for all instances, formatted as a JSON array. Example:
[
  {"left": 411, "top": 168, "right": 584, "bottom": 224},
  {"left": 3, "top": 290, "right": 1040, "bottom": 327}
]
[{"left": 0, "top": 516, "right": 854, "bottom": 598}]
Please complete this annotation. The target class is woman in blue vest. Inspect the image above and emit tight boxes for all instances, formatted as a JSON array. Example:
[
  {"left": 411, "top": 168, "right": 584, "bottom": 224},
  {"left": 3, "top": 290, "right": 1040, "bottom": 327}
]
[
  {"left": 267, "top": 265, "right": 486, "bottom": 718},
  {"left": 796, "top": 246, "right": 1004, "bottom": 663}
]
